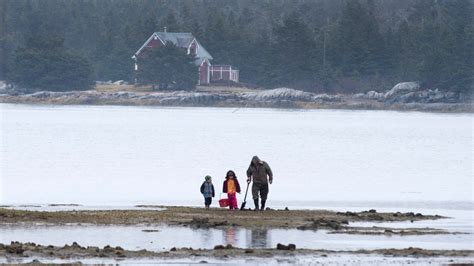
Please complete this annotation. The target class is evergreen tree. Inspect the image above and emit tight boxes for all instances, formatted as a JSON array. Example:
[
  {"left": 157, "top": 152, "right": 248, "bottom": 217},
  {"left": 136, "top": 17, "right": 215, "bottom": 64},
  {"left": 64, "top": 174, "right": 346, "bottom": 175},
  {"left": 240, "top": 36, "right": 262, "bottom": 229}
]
[
  {"left": 7, "top": 35, "right": 94, "bottom": 91},
  {"left": 136, "top": 42, "right": 197, "bottom": 90},
  {"left": 271, "top": 15, "right": 317, "bottom": 88},
  {"left": 1, "top": 0, "right": 472, "bottom": 93},
  {"left": 160, "top": 11, "right": 181, "bottom": 32}
]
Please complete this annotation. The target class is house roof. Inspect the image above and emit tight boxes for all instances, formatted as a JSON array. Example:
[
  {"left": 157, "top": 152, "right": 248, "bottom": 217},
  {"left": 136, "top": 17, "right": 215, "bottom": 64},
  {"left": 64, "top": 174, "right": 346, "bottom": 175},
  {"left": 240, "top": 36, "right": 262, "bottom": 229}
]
[{"left": 133, "top": 32, "right": 213, "bottom": 65}]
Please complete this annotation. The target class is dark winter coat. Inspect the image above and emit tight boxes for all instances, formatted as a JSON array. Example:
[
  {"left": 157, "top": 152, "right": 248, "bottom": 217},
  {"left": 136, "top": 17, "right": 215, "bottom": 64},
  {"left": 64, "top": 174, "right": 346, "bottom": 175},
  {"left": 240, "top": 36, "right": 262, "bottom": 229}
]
[
  {"left": 246, "top": 156, "right": 273, "bottom": 184},
  {"left": 200, "top": 181, "right": 215, "bottom": 198},
  {"left": 222, "top": 170, "right": 241, "bottom": 193}
]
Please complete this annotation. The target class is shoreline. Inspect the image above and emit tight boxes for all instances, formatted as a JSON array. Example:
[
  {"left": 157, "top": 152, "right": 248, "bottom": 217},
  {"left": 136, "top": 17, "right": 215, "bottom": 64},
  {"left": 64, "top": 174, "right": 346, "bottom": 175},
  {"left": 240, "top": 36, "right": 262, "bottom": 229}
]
[
  {"left": 1, "top": 242, "right": 473, "bottom": 261},
  {"left": 0, "top": 206, "right": 448, "bottom": 232},
  {"left": 1, "top": 207, "right": 472, "bottom": 263},
  {"left": 1, "top": 89, "right": 472, "bottom": 113}
]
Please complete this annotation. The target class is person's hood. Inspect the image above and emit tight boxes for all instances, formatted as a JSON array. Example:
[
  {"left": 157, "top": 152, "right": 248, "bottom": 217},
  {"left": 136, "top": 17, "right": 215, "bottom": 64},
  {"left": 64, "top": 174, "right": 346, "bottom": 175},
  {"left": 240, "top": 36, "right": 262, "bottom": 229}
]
[{"left": 251, "top": 156, "right": 262, "bottom": 165}]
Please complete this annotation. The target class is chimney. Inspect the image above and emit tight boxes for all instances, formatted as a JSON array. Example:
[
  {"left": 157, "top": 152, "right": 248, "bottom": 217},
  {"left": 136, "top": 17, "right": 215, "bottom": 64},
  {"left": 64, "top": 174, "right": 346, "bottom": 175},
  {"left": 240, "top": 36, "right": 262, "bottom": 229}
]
[{"left": 164, "top": 26, "right": 167, "bottom": 33}]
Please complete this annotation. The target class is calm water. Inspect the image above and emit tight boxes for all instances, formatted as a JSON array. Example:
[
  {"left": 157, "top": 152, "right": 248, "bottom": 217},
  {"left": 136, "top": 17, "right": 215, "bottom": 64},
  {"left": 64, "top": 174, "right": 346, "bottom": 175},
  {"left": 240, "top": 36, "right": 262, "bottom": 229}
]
[
  {"left": 1, "top": 104, "right": 472, "bottom": 205},
  {"left": 0, "top": 104, "right": 473, "bottom": 260},
  {"left": 0, "top": 220, "right": 471, "bottom": 251}
]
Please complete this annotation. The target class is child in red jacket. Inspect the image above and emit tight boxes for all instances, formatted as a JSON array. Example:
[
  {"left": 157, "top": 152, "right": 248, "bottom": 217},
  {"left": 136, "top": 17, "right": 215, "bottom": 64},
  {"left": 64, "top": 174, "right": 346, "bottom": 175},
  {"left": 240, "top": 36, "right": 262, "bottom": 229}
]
[{"left": 223, "top": 170, "right": 241, "bottom": 210}]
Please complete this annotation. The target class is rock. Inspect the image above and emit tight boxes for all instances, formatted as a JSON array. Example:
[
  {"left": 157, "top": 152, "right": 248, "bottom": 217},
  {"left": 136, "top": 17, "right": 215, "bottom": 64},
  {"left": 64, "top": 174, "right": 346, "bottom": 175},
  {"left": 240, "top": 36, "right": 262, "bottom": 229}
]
[
  {"left": 96, "top": 80, "right": 113, "bottom": 85},
  {"left": 113, "top": 80, "right": 126, "bottom": 85},
  {"left": 213, "top": 221, "right": 228, "bottom": 226},
  {"left": 276, "top": 243, "right": 296, "bottom": 250},
  {"left": 313, "top": 93, "right": 342, "bottom": 102},
  {"left": 103, "top": 245, "right": 114, "bottom": 252},
  {"left": 7, "top": 242, "right": 24, "bottom": 254},
  {"left": 170, "top": 247, "right": 177, "bottom": 251},
  {"left": 369, "top": 209, "right": 377, "bottom": 213},
  {"left": 189, "top": 217, "right": 209, "bottom": 228},
  {"left": 385, "top": 82, "right": 420, "bottom": 99},
  {"left": 445, "top": 91, "right": 460, "bottom": 103},
  {"left": 297, "top": 223, "right": 318, "bottom": 231},
  {"left": 368, "top": 214, "right": 384, "bottom": 221},
  {"left": 397, "top": 91, "right": 417, "bottom": 103},
  {"left": 284, "top": 207, "right": 290, "bottom": 211},
  {"left": 297, "top": 219, "right": 343, "bottom": 230},
  {"left": 326, "top": 221, "right": 342, "bottom": 230},
  {"left": 245, "top": 88, "right": 314, "bottom": 102},
  {"left": 213, "top": 245, "right": 226, "bottom": 250},
  {"left": 366, "top": 90, "right": 384, "bottom": 100},
  {"left": 90, "top": 247, "right": 100, "bottom": 253},
  {"left": 0, "top": 81, "right": 6, "bottom": 93},
  {"left": 245, "top": 249, "right": 254, "bottom": 253}
]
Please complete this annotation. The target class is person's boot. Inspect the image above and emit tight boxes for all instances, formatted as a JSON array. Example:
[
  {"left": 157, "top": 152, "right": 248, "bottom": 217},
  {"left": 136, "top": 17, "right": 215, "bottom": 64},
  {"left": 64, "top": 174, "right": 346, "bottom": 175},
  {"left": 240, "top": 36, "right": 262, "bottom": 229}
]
[
  {"left": 253, "top": 199, "right": 259, "bottom": 211},
  {"left": 260, "top": 200, "right": 266, "bottom": 211}
]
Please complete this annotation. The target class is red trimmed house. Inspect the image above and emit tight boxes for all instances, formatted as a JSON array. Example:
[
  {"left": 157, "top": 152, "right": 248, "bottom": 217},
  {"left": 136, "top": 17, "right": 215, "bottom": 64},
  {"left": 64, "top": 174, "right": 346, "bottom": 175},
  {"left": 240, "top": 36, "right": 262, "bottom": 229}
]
[{"left": 132, "top": 31, "right": 239, "bottom": 85}]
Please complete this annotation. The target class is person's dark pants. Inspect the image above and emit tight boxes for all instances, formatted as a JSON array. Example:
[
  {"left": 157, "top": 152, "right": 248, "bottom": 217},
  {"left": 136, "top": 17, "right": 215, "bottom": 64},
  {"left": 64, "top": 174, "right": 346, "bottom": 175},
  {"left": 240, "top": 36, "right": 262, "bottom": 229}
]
[
  {"left": 204, "top": 197, "right": 212, "bottom": 208},
  {"left": 252, "top": 183, "right": 269, "bottom": 210}
]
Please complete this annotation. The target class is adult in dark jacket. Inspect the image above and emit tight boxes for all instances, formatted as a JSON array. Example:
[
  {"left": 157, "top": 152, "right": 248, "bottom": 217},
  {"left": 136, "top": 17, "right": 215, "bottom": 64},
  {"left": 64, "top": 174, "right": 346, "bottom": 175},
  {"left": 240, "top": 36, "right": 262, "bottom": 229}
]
[{"left": 246, "top": 156, "right": 273, "bottom": 211}]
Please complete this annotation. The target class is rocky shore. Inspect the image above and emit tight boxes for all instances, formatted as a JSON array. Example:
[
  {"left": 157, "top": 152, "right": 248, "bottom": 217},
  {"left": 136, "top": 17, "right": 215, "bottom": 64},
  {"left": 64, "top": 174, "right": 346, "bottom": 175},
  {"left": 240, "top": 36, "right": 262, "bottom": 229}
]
[
  {"left": 2, "top": 241, "right": 473, "bottom": 262},
  {"left": 1, "top": 207, "right": 472, "bottom": 263},
  {"left": 1, "top": 206, "right": 461, "bottom": 237},
  {"left": 0, "top": 206, "right": 444, "bottom": 229},
  {"left": 0, "top": 82, "right": 471, "bottom": 112}
]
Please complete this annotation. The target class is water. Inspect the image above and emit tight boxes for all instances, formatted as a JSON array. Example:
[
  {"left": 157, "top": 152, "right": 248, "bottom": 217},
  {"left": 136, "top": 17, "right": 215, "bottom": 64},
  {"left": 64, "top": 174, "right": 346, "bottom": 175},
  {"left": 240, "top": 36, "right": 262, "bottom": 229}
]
[
  {"left": 1, "top": 104, "right": 472, "bottom": 205},
  {"left": 0, "top": 104, "right": 473, "bottom": 260},
  {"left": 0, "top": 215, "right": 472, "bottom": 251}
]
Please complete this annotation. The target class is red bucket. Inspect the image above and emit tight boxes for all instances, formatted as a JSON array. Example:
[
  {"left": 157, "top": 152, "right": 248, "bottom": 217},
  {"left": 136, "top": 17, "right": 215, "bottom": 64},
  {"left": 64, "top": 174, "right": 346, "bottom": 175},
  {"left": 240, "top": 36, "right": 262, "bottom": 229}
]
[{"left": 219, "top": 198, "right": 229, "bottom": 208}]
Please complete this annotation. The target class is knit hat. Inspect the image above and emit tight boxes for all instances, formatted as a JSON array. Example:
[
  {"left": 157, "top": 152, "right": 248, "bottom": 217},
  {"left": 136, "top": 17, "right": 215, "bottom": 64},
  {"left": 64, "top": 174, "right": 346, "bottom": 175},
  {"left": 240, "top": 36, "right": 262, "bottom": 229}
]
[{"left": 205, "top": 175, "right": 212, "bottom": 181}]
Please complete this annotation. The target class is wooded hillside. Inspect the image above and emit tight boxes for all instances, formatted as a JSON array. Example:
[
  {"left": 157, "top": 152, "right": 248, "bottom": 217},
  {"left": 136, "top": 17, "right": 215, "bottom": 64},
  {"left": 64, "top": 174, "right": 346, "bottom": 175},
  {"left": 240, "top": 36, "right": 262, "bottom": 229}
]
[{"left": 1, "top": 0, "right": 472, "bottom": 93}]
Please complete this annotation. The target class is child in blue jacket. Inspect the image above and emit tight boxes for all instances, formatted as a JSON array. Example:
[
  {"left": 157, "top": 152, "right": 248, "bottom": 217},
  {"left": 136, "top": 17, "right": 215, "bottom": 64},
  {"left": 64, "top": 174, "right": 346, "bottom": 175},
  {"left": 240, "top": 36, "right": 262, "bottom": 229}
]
[{"left": 200, "top": 175, "right": 215, "bottom": 209}]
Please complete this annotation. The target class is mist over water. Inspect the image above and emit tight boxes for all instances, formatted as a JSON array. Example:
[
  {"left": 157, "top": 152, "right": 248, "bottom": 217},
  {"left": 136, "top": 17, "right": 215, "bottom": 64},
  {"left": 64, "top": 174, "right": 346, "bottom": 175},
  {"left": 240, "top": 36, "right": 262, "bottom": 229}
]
[{"left": 0, "top": 104, "right": 472, "bottom": 206}]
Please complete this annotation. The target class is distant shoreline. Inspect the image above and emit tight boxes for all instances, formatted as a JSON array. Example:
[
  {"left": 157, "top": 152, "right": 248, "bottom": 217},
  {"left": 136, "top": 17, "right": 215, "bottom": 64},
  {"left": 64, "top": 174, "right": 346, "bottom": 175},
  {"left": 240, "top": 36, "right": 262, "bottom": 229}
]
[{"left": 0, "top": 87, "right": 472, "bottom": 113}]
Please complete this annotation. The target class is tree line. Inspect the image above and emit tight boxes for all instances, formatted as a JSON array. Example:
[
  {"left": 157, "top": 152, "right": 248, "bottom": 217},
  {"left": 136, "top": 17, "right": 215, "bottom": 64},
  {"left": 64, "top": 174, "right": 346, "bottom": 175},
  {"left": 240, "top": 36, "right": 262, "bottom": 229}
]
[{"left": 1, "top": 0, "right": 472, "bottom": 92}]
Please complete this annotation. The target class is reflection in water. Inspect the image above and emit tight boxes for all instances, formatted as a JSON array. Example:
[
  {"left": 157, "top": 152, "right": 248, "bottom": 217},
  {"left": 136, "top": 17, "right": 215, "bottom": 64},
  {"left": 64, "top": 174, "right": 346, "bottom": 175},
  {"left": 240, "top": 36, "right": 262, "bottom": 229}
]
[
  {"left": 200, "top": 228, "right": 213, "bottom": 247},
  {"left": 248, "top": 228, "right": 269, "bottom": 248},
  {"left": 223, "top": 227, "right": 237, "bottom": 246},
  {"left": 1, "top": 221, "right": 473, "bottom": 251}
]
